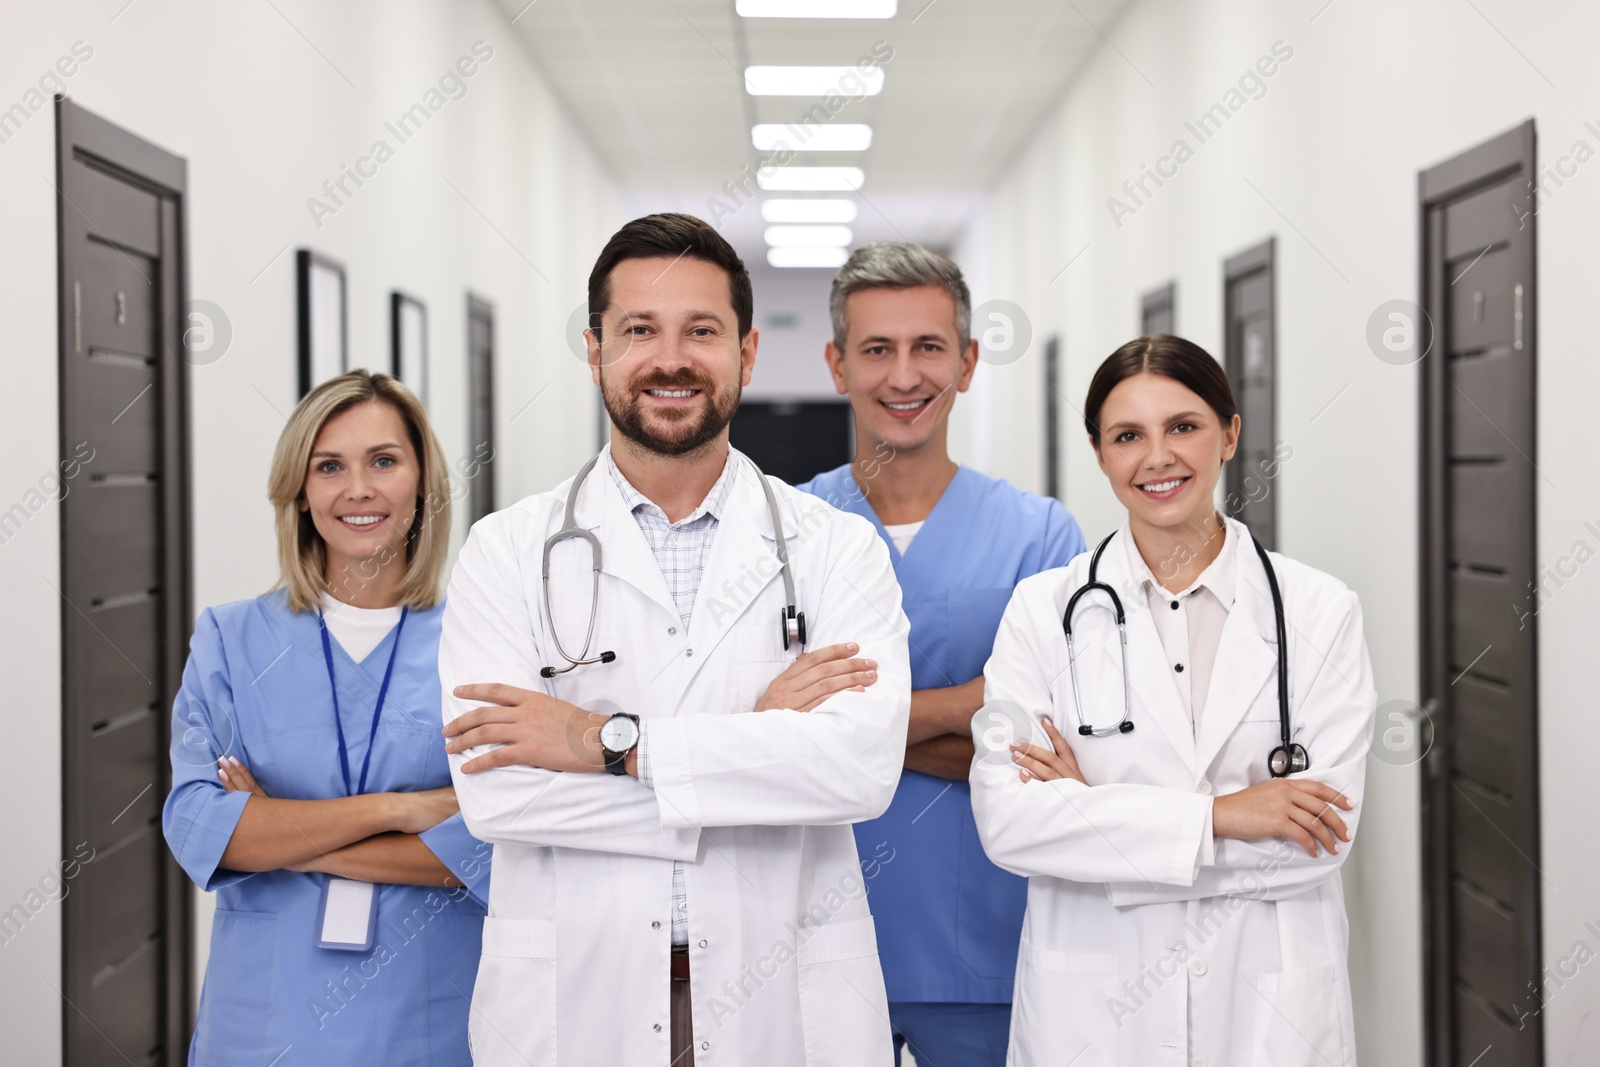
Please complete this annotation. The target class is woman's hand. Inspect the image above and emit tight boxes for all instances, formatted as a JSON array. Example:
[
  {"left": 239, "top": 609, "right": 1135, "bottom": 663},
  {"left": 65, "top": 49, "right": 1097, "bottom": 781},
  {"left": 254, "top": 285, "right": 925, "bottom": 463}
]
[
  {"left": 386, "top": 787, "right": 460, "bottom": 835},
  {"left": 1010, "top": 717, "right": 1087, "bottom": 785},
  {"left": 217, "top": 756, "right": 269, "bottom": 797},
  {"left": 754, "top": 643, "right": 877, "bottom": 713},
  {"left": 1211, "top": 778, "right": 1353, "bottom": 857}
]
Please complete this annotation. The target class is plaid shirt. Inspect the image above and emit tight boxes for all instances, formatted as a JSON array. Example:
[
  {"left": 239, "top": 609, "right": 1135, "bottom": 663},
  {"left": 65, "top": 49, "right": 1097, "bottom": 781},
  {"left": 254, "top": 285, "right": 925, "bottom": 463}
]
[{"left": 605, "top": 448, "right": 739, "bottom": 946}]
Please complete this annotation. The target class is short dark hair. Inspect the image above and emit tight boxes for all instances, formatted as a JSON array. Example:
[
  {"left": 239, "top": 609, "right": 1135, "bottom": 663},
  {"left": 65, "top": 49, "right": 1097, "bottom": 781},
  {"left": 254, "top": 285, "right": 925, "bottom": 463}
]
[
  {"left": 1083, "top": 333, "right": 1238, "bottom": 443},
  {"left": 586, "top": 213, "right": 754, "bottom": 342}
]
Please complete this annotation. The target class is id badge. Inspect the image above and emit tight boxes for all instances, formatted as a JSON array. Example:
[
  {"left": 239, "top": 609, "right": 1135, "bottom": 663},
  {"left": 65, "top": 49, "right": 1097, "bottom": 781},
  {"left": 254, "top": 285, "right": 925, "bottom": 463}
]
[{"left": 315, "top": 876, "right": 379, "bottom": 952}]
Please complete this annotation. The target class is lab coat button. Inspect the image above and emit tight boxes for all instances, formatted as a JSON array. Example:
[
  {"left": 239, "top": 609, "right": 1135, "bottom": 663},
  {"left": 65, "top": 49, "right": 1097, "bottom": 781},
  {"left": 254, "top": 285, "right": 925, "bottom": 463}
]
[
  {"left": 668, "top": 626, "right": 677, "bottom": 635},
  {"left": 1174, "top": 662, "right": 1185, "bottom": 673},
  {"left": 653, "top": 1023, "right": 662, "bottom": 1032},
  {"left": 1197, "top": 780, "right": 1212, "bottom": 795},
  {"left": 686, "top": 648, "right": 694, "bottom": 657},
  {"left": 698, "top": 939, "right": 708, "bottom": 948},
  {"left": 701, "top": 1041, "right": 710, "bottom": 1050},
  {"left": 651, "top": 920, "right": 661, "bottom": 929},
  {"left": 1189, "top": 958, "right": 1207, "bottom": 976},
  {"left": 1192, "top": 1059, "right": 1207, "bottom": 1067}
]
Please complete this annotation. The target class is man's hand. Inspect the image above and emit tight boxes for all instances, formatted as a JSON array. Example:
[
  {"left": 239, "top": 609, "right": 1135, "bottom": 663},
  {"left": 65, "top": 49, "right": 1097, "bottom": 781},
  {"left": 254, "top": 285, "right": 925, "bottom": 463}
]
[
  {"left": 445, "top": 683, "right": 612, "bottom": 774},
  {"left": 754, "top": 643, "right": 877, "bottom": 713}
]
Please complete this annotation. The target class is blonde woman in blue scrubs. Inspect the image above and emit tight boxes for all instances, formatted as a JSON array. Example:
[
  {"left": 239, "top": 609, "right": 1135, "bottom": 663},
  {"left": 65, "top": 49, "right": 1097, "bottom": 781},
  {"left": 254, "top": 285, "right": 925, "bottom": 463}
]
[{"left": 162, "top": 371, "right": 490, "bottom": 1066}]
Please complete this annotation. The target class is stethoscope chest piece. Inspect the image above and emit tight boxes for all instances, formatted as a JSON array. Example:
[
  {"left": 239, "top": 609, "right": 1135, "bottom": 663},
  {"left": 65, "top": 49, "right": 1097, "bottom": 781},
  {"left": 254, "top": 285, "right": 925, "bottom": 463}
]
[
  {"left": 781, "top": 606, "right": 807, "bottom": 651},
  {"left": 1269, "top": 742, "right": 1310, "bottom": 778}
]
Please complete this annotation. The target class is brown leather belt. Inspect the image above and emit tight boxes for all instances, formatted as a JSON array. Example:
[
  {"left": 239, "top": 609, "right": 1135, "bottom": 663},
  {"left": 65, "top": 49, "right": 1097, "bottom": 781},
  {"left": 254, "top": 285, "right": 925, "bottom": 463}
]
[{"left": 670, "top": 947, "right": 690, "bottom": 982}]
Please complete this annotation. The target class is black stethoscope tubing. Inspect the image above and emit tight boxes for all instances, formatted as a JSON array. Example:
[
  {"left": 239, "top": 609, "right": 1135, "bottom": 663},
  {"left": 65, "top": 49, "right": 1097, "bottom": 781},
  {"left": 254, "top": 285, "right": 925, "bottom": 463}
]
[{"left": 1062, "top": 527, "right": 1308, "bottom": 778}]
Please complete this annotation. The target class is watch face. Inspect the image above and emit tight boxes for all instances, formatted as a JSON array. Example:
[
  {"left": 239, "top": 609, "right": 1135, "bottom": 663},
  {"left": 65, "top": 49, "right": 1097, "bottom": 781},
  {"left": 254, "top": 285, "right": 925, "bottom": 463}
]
[{"left": 599, "top": 714, "right": 638, "bottom": 753}]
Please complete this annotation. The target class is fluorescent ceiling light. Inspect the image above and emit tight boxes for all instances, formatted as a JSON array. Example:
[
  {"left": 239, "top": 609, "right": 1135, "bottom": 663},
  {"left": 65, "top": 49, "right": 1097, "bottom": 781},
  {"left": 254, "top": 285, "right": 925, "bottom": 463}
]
[
  {"left": 744, "top": 66, "right": 885, "bottom": 97},
  {"left": 768, "top": 246, "right": 851, "bottom": 269},
  {"left": 752, "top": 124, "right": 872, "bottom": 152},
  {"left": 757, "top": 166, "right": 865, "bottom": 192},
  {"left": 765, "top": 225, "right": 853, "bottom": 247},
  {"left": 761, "top": 199, "right": 858, "bottom": 224},
  {"left": 738, "top": 0, "right": 896, "bottom": 16}
]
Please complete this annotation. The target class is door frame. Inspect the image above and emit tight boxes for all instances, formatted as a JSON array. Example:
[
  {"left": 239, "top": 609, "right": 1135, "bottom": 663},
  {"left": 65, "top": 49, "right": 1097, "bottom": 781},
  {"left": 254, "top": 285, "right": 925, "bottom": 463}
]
[
  {"left": 54, "top": 93, "right": 193, "bottom": 1060},
  {"left": 466, "top": 292, "right": 496, "bottom": 524},
  {"left": 1222, "top": 237, "right": 1276, "bottom": 548},
  {"left": 1417, "top": 117, "right": 1540, "bottom": 1067},
  {"left": 1140, "top": 279, "right": 1176, "bottom": 335}
]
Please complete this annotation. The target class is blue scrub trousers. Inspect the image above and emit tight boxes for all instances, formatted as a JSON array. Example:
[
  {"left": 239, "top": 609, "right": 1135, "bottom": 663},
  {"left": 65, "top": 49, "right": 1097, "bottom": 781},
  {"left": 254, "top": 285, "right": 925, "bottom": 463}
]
[{"left": 890, "top": 1001, "right": 1011, "bottom": 1067}]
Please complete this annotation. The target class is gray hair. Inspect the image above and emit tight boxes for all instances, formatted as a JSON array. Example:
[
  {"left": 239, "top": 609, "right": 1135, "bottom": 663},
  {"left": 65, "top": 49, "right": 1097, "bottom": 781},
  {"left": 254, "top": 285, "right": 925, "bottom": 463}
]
[{"left": 829, "top": 241, "right": 971, "bottom": 350}]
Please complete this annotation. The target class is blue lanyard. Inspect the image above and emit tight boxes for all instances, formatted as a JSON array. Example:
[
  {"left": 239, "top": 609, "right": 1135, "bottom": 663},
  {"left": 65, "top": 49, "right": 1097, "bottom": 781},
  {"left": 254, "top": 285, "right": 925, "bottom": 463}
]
[{"left": 317, "top": 605, "right": 408, "bottom": 797}]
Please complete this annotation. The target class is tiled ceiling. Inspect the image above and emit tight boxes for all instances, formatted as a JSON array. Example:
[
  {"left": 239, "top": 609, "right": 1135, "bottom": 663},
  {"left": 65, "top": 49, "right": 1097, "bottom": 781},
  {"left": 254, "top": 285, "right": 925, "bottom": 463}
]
[{"left": 497, "top": 0, "right": 1130, "bottom": 250}]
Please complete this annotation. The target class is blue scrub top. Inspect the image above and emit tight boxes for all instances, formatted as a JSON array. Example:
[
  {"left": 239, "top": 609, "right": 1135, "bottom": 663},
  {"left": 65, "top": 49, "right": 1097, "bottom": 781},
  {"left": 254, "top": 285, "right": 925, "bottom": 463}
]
[
  {"left": 161, "top": 591, "right": 491, "bottom": 1067},
  {"left": 798, "top": 464, "right": 1085, "bottom": 1003}
]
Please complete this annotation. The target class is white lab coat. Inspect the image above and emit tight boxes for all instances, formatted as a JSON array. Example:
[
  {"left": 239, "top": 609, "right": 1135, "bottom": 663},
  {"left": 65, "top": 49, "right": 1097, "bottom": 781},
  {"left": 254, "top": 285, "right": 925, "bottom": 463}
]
[
  {"left": 970, "top": 518, "right": 1375, "bottom": 1067},
  {"left": 439, "top": 446, "right": 911, "bottom": 1067}
]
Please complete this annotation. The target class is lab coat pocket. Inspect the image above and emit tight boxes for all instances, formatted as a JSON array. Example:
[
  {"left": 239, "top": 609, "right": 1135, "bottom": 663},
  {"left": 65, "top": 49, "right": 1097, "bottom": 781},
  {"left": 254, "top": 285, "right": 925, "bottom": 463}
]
[
  {"left": 736, "top": 623, "right": 799, "bottom": 715},
  {"left": 470, "top": 917, "right": 558, "bottom": 1066},
  {"left": 1009, "top": 941, "right": 1120, "bottom": 1067},
  {"left": 1247, "top": 960, "right": 1339, "bottom": 1067},
  {"left": 194, "top": 909, "right": 278, "bottom": 1064},
  {"left": 796, "top": 915, "right": 892, "bottom": 1066}
]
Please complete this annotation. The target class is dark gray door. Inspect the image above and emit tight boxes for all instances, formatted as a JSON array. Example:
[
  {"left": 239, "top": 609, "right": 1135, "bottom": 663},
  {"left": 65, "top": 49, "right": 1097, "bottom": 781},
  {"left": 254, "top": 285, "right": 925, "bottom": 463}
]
[
  {"left": 1044, "top": 336, "right": 1060, "bottom": 499},
  {"left": 1419, "top": 119, "right": 1541, "bottom": 1067},
  {"left": 55, "top": 96, "right": 191, "bottom": 1065},
  {"left": 728, "top": 401, "right": 852, "bottom": 486},
  {"left": 1223, "top": 239, "right": 1276, "bottom": 549},
  {"left": 466, "top": 293, "right": 496, "bottom": 524},
  {"left": 1141, "top": 280, "right": 1175, "bottom": 335}
]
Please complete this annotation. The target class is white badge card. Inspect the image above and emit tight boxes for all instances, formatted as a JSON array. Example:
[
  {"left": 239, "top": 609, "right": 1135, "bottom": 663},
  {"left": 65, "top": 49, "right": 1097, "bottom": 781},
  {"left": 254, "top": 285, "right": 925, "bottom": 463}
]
[{"left": 316, "top": 877, "right": 378, "bottom": 952}]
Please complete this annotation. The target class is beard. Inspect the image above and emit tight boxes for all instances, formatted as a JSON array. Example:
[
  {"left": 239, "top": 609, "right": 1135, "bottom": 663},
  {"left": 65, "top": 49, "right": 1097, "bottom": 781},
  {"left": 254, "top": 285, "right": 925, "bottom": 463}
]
[{"left": 601, "top": 365, "right": 741, "bottom": 457}]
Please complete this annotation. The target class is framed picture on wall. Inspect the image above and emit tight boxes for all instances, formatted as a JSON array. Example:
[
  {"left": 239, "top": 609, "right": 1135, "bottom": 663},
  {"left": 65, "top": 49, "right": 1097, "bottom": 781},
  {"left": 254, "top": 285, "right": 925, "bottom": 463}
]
[
  {"left": 297, "top": 249, "right": 347, "bottom": 397},
  {"left": 390, "top": 291, "right": 428, "bottom": 405}
]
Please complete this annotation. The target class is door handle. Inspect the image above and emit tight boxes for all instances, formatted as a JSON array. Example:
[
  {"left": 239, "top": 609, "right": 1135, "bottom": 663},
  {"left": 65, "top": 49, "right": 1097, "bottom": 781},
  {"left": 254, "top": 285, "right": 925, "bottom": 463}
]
[
  {"left": 1513, "top": 283, "right": 1524, "bottom": 350},
  {"left": 1418, "top": 697, "right": 1441, "bottom": 774}
]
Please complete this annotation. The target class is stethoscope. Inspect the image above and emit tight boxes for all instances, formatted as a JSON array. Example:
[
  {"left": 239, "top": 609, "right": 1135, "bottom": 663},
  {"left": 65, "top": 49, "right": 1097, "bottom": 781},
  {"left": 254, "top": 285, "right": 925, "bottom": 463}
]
[
  {"left": 1062, "top": 527, "right": 1309, "bottom": 778},
  {"left": 539, "top": 451, "right": 807, "bottom": 678}
]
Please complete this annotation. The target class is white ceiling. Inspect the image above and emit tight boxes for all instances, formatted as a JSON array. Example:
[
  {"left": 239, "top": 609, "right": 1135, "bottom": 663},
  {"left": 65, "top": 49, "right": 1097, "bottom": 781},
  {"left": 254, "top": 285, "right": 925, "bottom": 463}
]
[{"left": 497, "top": 0, "right": 1129, "bottom": 256}]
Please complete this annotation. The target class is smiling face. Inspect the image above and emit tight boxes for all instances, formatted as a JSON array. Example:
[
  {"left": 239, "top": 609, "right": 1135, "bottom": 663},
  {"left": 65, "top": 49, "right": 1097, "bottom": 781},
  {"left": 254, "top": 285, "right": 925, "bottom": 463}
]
[
  {"left": 589, "top": 256, "right": 756, "bottom": 458},
  {"left": 1092, "top": 372, "right": 1240, "bottom": 534},
  {"left": 298, "top": 400, "right": 421, "bottom": 589},
  {"left": 825, "top": 284, "right": 977, "bottom": 454}
]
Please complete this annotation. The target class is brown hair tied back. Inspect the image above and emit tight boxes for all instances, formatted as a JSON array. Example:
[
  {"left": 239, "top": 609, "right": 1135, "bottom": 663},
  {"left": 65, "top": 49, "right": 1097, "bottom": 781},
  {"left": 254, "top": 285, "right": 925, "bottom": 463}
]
[{"left": 1083, "top": 334, "right": 1238, "bottom": 445}]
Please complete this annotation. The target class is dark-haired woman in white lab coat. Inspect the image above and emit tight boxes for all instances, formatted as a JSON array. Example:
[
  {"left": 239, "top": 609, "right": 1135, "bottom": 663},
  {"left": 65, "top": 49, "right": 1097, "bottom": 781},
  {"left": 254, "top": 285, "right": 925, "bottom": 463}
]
[{"left": 971, "top": 335, "right": 1375, "bottom": 1067}]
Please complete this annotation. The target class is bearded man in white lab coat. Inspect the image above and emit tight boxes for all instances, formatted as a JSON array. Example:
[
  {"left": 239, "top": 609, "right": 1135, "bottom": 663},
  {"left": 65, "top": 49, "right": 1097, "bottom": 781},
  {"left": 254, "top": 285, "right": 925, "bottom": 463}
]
[{"left": 437, "top": 212, "right": 912, "bottom": 1067}]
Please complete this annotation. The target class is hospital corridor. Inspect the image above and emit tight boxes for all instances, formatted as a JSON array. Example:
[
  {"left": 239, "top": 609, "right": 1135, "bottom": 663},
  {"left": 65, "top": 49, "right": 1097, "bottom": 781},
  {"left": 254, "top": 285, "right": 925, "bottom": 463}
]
[{"left": 1, "top": 1, "right": 1596, "bottom": 1065}]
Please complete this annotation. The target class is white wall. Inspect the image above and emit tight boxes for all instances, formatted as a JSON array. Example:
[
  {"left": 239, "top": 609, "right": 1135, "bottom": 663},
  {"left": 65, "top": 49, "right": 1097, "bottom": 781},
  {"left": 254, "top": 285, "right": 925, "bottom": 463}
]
[
  {"left": 0, "top": 2, "right": 622, "bottom": 1061},
  {"left": 745, "top": 263, "right": 841, "bottom": 400},
  {"left": 960, "top": 0, "right": 1600, "bottom": 1063}
]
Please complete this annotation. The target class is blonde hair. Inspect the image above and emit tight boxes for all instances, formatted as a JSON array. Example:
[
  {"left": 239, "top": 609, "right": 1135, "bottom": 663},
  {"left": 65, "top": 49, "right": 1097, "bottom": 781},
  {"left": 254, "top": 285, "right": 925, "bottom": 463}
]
[{"left": 267, "top": 370, "right": 451, "bottom": 613}]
